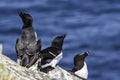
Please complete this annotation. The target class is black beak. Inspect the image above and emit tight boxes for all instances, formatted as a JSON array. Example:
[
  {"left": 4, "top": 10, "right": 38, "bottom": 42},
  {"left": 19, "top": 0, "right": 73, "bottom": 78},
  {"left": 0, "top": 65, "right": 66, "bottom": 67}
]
[
  {"left": 62, "top": 34, "right": 66, "bottom": 39},
  {"left": 19, "top": 12, "right": 25, "bottom": 18}
]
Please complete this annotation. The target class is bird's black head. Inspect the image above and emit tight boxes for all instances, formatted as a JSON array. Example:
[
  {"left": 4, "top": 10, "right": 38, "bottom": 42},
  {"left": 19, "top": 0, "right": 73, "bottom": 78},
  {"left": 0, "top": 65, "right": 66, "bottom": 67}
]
[
  {"left": 74, "top": 51, "right": 89, "bottom": 66},
  {"left": 19, "top": 12, "right": 33, "bottom": 28},
  {"left": 72, "top": 51, "right": 89, "bottom": 72},
  {"left": 51, "top": 34, "right": 66, "bottom": 50}
]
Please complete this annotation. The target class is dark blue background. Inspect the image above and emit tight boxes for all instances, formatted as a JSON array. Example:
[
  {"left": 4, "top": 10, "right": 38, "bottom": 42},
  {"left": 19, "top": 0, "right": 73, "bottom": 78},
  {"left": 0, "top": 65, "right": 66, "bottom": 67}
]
[{"left": 0, "top": 0, "right": 120, "bottom": 80}]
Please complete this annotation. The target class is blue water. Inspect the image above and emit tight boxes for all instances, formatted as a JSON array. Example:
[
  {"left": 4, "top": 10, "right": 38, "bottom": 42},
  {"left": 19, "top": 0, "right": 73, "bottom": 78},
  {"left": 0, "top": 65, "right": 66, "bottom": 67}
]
[{"left": 0, "top": 0, "right": 120, "bottom": 80}]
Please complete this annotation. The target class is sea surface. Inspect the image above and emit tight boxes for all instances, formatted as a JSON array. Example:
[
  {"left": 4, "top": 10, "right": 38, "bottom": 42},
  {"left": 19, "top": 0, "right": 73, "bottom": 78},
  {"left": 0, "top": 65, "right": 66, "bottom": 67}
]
[{"left": 0, "top": 0, "right": 120, "bottom": 80}]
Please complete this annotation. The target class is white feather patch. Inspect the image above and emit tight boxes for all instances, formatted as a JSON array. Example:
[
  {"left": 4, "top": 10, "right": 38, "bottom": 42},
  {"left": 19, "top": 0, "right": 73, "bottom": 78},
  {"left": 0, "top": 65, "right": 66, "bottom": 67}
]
[
  {"left": 35, "top": 32, "right": 37, "bottom": 40},
  {"left": 74, "top": 62, "right": 88, "bottom": 79},
  {"left": 41, "top": 52, "right": 63, "bottom": 68}
]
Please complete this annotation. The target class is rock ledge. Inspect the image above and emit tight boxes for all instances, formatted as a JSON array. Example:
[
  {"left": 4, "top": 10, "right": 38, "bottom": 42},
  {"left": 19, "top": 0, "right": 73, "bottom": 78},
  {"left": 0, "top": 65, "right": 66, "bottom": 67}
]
[{"left": 0, "top": 45, "right": 82, "bottom": 80}]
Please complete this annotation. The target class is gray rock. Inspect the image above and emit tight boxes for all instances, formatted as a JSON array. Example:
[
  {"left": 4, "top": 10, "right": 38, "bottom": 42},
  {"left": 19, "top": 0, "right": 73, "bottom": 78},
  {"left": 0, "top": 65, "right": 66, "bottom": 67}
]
[
  {"left": 0, "top": 45, "right": 83, "bottom": 80},
  {"left": 47, "top": 66, "right": 82, "bottom": 80},
  {"left": 0, "top": 53, "right": 51, "bottom": 80}
]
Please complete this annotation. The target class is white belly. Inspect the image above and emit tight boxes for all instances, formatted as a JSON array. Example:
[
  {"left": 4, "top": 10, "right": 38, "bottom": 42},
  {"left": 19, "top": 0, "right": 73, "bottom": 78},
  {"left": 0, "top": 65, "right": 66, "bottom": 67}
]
[{"left": 75, "top": 62, "right": 88, "bottom": 79}]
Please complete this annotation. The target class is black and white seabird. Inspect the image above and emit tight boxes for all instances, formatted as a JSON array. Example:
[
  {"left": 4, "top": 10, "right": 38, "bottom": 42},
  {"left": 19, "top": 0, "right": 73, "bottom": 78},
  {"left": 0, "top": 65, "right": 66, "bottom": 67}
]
[
  {"left": 71, "top": 51, "right": 89, "bottom": 80},
  {"left": 15, "top": 12, "right": 41, "bottom": 68},
  {"left": 38, "top": 34, "right": 66, "bottom": 73}
]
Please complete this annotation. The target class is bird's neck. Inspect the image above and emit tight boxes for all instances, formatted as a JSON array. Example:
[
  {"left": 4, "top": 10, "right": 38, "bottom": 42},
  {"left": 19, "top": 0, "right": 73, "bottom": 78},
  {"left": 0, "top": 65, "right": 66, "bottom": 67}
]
[{"left": 22, "top": 23, "right": 32, "bottom": 29}]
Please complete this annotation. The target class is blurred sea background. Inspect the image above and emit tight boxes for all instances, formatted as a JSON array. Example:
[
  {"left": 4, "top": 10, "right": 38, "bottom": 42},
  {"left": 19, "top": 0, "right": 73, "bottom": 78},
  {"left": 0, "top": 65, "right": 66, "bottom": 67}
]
[{"left": 0, "top": 0, "right": 120, "bottom": 80}]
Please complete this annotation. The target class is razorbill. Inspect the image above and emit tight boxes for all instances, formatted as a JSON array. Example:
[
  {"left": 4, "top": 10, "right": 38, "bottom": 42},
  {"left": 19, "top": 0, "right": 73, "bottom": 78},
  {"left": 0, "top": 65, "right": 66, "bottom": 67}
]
[
  {"left": 15, "top": 12, "right": 41, "bottom": 68},
  {"left": 71, "top": 51, "right": 89, "bottom": 80},
  {"left": 38, "top": 34, "right": 66, "bottom": 73}
]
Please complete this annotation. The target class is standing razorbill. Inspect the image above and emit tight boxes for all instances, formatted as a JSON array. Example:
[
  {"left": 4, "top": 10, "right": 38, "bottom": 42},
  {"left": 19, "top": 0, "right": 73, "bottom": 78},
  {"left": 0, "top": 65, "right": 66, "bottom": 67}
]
[
  {"left": 38, "top": 34, "right": 66, "bottom": 73},
  {"left": 71, "top": 51, "right": 89, "bottom": 80},
  {"left": 15, "top": 12, "right": 41, "bottom": 68}
]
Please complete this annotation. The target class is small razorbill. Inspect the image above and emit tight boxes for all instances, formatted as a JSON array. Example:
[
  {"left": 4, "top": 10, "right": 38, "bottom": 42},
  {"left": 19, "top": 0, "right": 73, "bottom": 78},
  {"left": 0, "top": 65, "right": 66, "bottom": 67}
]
[
  {"left": 71, "top": 51, "right": 89, "bottom": 80},
  {"left": 38, "top": 34, "right": 66, "bottom": 73},
  {"left": 15, "top": 12, "right": 41, "bottom": 68}
]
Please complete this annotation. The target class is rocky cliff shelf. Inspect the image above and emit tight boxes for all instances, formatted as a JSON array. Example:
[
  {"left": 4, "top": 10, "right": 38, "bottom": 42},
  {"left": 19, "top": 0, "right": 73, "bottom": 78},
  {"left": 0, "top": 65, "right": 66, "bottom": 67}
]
[{"left": 0, "top": 44, "right": 82, "bottom": 80}]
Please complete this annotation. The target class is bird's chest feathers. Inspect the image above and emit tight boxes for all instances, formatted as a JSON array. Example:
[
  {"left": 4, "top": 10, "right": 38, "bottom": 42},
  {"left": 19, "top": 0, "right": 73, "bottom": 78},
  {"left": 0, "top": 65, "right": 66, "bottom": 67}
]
[{"left": 75, "top": 62, "right": 88, "bottom": 79}]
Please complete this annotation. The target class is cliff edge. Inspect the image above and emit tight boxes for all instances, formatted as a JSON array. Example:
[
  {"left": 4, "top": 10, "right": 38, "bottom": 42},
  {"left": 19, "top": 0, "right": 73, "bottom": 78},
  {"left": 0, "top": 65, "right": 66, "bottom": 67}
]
[{"left": 0, "top": 44, "right": 81, "bottom": 80}]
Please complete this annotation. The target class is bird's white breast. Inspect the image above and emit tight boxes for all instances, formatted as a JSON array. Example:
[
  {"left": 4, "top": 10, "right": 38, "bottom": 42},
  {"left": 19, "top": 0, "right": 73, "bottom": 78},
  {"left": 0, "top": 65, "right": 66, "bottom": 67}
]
[
  {"left": 41, "top": 52, "right": 63, "bottom": 68},
  {"left": 75, "top": 62, "right": 88, "bottom": 79}
]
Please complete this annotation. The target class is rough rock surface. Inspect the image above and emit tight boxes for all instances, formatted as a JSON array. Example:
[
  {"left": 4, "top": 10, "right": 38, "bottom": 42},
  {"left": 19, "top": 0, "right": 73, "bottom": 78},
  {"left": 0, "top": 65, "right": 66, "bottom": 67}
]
[
  {"left": 0, "top": 54, "right": 51, "bottom": 80},
  {"left": 0, "top": 45, "right": 82, "bottom": 80}
]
